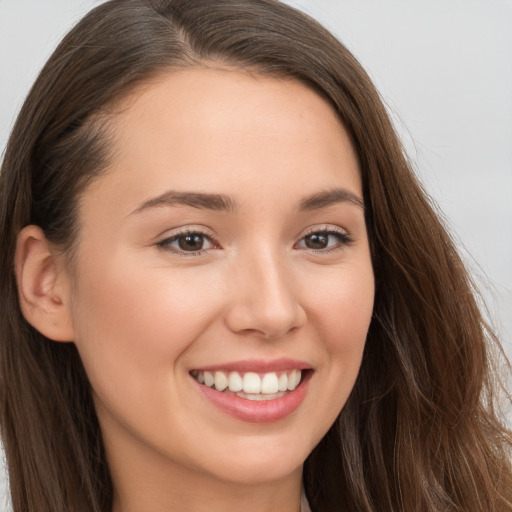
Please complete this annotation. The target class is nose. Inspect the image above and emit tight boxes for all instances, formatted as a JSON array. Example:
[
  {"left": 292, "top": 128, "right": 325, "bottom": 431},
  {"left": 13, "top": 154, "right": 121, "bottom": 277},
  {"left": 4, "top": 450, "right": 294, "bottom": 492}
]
[{"left": 223, "top": 248, "right": 306, "bottom": 339}]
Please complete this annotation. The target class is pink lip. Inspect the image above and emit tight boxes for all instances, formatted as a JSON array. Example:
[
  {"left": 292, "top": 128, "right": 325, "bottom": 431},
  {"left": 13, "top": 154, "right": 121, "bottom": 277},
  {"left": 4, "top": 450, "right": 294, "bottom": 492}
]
[
  {"left": 192, "top": 357, "right": 311, "bottom": 373},
  {"left": 193, "top": 370, "right": 312, "bottom": 423}
]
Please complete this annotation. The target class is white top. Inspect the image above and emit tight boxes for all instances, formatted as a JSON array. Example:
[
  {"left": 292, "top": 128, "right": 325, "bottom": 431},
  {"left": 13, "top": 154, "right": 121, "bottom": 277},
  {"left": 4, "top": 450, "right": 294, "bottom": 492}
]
[{"left": 300, "top": 488, "right": 312, "bottom": 512}]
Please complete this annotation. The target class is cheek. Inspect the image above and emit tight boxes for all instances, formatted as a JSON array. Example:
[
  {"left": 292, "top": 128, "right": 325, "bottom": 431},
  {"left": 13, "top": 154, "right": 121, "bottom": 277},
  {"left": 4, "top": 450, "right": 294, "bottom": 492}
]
[
  {"left": 310, "top": 260, "right": 374, "bottom": 353},
  {"left": 305, "top": 260, "right": 374, "bottom": 424},
  {"left": 69, "top": 255, "right": 222, "bottom": 395}
]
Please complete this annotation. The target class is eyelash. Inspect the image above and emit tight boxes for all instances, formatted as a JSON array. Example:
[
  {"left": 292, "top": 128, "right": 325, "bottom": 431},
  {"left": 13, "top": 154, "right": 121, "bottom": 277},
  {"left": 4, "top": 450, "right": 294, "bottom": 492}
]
[
  {"left": 296, "top": 227, "right": 353, "bottom": 253},
  {"left": 156, "top": 227, "right": 353, "bottom": 256},
  {"left": 156, "top": 229, "right": 217, "bottom": 257}
]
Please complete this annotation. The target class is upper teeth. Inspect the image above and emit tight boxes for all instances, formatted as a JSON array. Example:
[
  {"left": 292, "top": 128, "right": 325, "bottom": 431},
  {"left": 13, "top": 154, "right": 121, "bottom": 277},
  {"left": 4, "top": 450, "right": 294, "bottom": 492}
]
[{"left": 192, "top": 370, "right": 302, "bottom": 394}]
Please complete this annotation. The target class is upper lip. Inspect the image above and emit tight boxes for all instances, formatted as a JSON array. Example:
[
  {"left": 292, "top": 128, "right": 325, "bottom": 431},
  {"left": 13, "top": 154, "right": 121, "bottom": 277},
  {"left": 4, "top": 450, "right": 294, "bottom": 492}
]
[{"left": 192, "top": 358, "right": 312, "bottom": 373}]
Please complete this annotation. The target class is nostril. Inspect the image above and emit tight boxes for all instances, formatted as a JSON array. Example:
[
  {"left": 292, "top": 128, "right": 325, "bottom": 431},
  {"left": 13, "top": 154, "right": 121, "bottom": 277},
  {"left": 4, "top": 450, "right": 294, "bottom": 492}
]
[
  {"left": 222, "top": 265, "right": 306, "bottom": 338},
  {"left": 224, "top": 305, "right": 306, "bottom": 340}
]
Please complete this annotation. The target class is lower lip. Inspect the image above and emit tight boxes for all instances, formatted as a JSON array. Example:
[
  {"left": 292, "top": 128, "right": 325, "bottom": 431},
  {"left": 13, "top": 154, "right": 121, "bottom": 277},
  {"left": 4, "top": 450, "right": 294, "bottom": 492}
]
[{"left": 194, "top": 372, "right": 311, "bottom": 423}]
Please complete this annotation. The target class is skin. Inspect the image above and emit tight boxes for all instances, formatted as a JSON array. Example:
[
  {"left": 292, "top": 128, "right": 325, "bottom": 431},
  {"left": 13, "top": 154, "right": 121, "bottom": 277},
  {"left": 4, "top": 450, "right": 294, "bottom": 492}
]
[{"left": 17, "top": 68, "right": 375, "bottom": 512}]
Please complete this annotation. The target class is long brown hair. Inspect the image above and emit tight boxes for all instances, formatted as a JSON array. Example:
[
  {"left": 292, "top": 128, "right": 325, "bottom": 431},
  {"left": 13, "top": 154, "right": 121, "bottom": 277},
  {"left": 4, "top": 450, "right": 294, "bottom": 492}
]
[{"left": 0, "top": 1, "right": 510, "bottom": 511}]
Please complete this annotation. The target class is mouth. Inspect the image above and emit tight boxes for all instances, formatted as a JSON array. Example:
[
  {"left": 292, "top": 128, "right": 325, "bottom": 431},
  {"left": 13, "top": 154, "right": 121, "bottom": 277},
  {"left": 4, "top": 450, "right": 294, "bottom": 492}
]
[
  {"left": 190, "top": 368, "right": 304, "bottom": 401},
  {"left": 189, "top": 361, "right": 312, "bottom": 423}
]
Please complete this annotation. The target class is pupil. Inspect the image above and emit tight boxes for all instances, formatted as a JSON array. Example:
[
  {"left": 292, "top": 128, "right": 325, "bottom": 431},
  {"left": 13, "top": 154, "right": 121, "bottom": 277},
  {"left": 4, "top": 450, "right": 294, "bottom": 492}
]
[
  {"left": 305, "top": 233, "right": 328, "bottom": 249},
  {"left": 179, "top": 234, "right": 203, "bottom": 251}
]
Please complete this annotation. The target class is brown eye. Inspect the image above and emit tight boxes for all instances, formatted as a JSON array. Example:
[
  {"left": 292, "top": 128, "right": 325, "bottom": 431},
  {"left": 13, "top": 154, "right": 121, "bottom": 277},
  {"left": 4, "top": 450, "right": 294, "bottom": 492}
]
[
  {"left": 297, "top": 229, "right": 352, "bottom": 252},
  {"left": 158, "top": 231, "right": 215, "bottom": 254},
  {"left": 304, "top": 233, "right": 329, "bottom": 250},
  {"left": 178, "top": 233, "right": 205, "bottom": 251}
]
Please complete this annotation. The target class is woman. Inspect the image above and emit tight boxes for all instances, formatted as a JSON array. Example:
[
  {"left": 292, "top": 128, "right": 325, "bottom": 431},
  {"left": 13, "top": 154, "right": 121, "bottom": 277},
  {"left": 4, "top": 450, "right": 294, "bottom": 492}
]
[{"left": 0, "top": 1, "right": 510, "bottom": 511}]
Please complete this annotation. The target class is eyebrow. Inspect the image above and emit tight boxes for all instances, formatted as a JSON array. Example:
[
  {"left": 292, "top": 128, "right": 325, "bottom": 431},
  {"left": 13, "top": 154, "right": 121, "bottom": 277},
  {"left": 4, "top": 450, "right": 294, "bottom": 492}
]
[
  {"left": 298, "top": 187, "right": 364, "bottom": 211},
  {"left": 130, "top": 186, "right": 364, "bottom": 216},
  {"left": 130, "top": 191, "right": 237, "bottom": 215}
]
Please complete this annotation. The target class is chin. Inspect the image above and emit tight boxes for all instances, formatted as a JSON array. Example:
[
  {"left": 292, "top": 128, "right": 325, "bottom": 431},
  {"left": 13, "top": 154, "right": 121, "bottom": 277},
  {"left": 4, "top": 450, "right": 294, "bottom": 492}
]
[{"left": 195, "top": 433, "right": 312, "bottom": 485}]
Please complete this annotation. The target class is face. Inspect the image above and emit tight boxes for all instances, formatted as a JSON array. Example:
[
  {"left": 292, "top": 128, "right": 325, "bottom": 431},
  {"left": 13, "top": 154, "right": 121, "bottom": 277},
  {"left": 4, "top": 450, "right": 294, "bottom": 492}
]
[{"left": 67, "top": 68, "right": 374, "bottom": 492}]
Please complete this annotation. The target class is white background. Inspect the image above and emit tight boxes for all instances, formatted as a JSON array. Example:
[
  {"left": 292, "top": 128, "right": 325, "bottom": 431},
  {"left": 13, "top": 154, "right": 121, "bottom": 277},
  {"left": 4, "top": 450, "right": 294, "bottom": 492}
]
[{"left": 1, "top": 0, "right": 511, "bottom": 508}]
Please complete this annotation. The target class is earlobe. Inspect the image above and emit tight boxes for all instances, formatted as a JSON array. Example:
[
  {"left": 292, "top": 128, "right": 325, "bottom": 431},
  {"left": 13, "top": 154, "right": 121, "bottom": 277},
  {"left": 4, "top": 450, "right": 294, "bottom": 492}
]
[{"left": 15, "top": 225, "right": 75, "bottom": 342}]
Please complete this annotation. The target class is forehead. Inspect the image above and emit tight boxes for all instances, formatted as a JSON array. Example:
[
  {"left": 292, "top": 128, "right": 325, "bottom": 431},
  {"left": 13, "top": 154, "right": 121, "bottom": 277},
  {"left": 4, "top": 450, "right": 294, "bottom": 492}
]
[{"left": 83, "top": 67, "right": 361, "bottom": 217}]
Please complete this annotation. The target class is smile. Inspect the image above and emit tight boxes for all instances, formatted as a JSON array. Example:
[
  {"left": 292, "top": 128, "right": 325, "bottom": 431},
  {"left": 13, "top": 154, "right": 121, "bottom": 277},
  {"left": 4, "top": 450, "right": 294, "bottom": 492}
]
[
  {"left": 191, "top": 369, "right": 302, "bottom": 400},
  {"left": 190, "top": 359, "right": 312, "bottom": 423}
]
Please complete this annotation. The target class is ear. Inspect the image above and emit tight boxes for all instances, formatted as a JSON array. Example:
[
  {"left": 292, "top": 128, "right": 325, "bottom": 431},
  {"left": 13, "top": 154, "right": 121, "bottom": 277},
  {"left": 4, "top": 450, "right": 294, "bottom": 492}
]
[{"left": 15, "top": 225, "right": 75, "bottom": 342}]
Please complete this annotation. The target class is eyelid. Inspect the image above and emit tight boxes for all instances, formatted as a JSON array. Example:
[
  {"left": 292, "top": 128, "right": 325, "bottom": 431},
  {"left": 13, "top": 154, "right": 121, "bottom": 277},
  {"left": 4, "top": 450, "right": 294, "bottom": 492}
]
[
  {"left": 155, "top": 226, "right": 220, "bottom": 256},
  {"left": 154, "top": 224, "right": 353, "bottom": 256},
  {"left": 300, "top": 225, "right": 350, "bottom": 238},
  {"left": 295, "top": 225, "right": 353, "bottom": 252},
  {"left": 156, "top": 224, "right": 216, "bottom": 240}
]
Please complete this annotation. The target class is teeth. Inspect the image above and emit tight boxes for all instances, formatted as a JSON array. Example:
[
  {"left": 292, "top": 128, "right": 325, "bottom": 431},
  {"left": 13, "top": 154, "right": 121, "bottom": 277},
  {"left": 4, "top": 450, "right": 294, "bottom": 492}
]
[
  {"left": 237, "top": 391, "right": 286, "bottom": 401},
  {"left": 243, "top": 372, "right": 261, "bottom": 394},
  {"left": 192, "top": 369, "right": 303, "bottom": 396},
  {"left": 261, "top": 373, "right": 279, "bottom": 394},
  {"left": 287, "top": 369, "right": 300, "bottom": 391},
  {"left": 227, "top": 371, "right": 243, "bottom": 392},
  {"left": 204, "top": 371, "right": 214, "bottom": 387},
  {"left": 278, "top": 373, "right": 288, "bottom": 392},
  {"left": 214, "top": 371, "right": 228, "bottom": 391}
]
